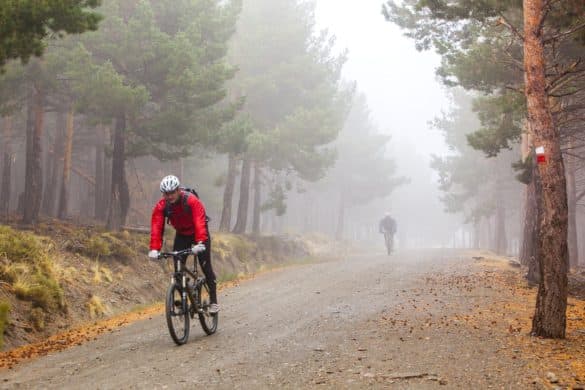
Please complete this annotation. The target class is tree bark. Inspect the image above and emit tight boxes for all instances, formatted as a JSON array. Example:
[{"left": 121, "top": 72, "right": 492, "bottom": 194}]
[
  {"left": 524, "top": 0, "right": 568, "bottom": 338},
  {"left": 252, "top": 162, "right": 261, "bottom": 235},
  {"left": 106, "top": 115, "right": 130, "bottom": 231},
  {"left": 219, "top": 153, "right": 237, "bottom": 232},
  {"left": 102, "top": 125, "right": 112, "bottom": 218},
  {"left": 566, "top": 151, "right": 578, "bottom": 269},
  {"left": 57, "top": 106, "right": 75, "bottom": 220},
  {"left": 495, "top": 194, "right": 507, "bottom": 255},
  {"left": 95, "top": 125, "right": 105, "bottom": 220},
  {"left": 42, "top": 111, "right": 65, "bottom": 216},
  {"left": 0, "top": 116, "right": 13, "bottom": 219},
  {"left": 520, "top": 176, "right": 536, "bottom": 267},
  {"left": 232, "top": 157, "right": 251, "bottom": 234},
  {"left": 23, "top": 84, "right": 45, "bottom": 225},
  {"left": 524, "top": 160, "right": 542, "bottom": 283}
]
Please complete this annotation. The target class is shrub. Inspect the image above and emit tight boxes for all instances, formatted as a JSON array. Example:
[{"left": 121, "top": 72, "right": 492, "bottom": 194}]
[
  {"left": 0, "top": 300, "right": 10, "bottom": 349},
  {"left": 0, "top": 226, "right": 43, "bottom": 263},
  {"left": 92, "top": 262, "right": 113, "bottom": 285},
  {"left": 0, "top": 263, "right": 26, "bottom": 283},
  {"left": 104, "top": 234, "right": 134, "bottom": 263},
  {"left": 13, "top": 270, "right": 64, "bottom": 312},
  {"left": 212, "top": 233, "right": 256, "bottom": 263},
  {"left": 86, "top": 296, "right": 107, "bottom": 318},
  {"left": 85, "top": 236, "right": 112, "bottom": 258},
  {"left": 30, "top": 308, "right": 45, "bottom": 331}
]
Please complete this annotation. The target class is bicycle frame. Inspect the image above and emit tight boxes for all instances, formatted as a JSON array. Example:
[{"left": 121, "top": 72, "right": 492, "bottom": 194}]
[
  {"left": 159, "top": 248, "right": 217, "bottom": 344},
  {"left": 160, "top": 249, "right": 206, "bottom": 315}
]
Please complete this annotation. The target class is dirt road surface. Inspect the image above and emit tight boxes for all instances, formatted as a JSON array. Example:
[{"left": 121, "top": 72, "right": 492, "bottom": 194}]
[{"left": 0, "top": 249, "right": 540, "bottom": 389}]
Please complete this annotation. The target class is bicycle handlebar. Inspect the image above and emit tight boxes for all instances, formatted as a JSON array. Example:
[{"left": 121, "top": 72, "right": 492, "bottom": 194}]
[{"left": 158, "top": 248, "right": 193, "bottom": 260}]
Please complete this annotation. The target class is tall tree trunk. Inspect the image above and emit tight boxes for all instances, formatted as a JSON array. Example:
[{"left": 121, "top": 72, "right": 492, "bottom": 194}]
[
  {"left": 57, "top": 106, "right": 75, "bottom": 220},
  {"left": 232, "top": 158, "right": 251, "bottom": 234},
  {"left": 106, "top": 115, "right": 130, "bottom": 231},
  {"left": 102, "top": 125, "right": 112, "bottom": 218},
  {"left": 473, "top": 218, "right": 480, "bottom": 249},
  {"left": 566, "top": 151, "right": 578, "bottom": 269},
  {"left": 95, "top": 125, "right": 106, "bottom": 220},
  {"left": 0, "top": 116, "right": 13, "bottom": 219},
  {"left": 252, "top": 162, "right": 261, "bottom": 235},
  {"left": 219, "top": 153, "right": 237, "bottom": 232},
  {"left": 524, "top": 160, "right": 542, "bottom": 283},
  {"left": 495, "top": 195, "right": 507, "bottom": 255},
  {"left": 23, "top": 84, "right": 45, "bottom": 225},
  {"left": 520, "top": 128, "right": 541, "bottom": 283},
  {"left": 485, "top": 216, "right": 493, "bottom": 252},
  {"left": 335, "top": 192, "right": 345, "bottom": 241},
  {"left": 524, "top": 0, "right": 568, "bottom": 338},
  {"left": 44, "top": 111, "right": 66, "bottom": 217}
]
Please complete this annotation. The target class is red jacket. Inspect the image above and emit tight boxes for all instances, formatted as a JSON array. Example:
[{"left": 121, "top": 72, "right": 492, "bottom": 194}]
[{"left": 150, "top": 190, "right": 209, "bottom": 250}]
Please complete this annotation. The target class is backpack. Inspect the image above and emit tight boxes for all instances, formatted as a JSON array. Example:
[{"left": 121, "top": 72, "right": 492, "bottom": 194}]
[
  {"left": 389, "top": 218, "right": 396, "bottom": 234},
  {"left": 382, "top": 216, "right": 396, "bottom": 234},
  {"left": 164, "top": 187, "right": 211, "bottom": 224}
]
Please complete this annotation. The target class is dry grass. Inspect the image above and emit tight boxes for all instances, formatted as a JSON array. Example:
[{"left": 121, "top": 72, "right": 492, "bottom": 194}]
[
  {"left": 29, "top": 308, "right": 45, "bottom": 331},
  {"left": 0, "top": 301, "right": 9, "bottom": 349},
  {"left": 0, "top": 227, "right": 64, "bottom": 312},
  {"left": 91, "top": 262, "right": 113, "bottom": 285},
  {"left": 86, "top": 296, "right": 109, "bottom": 319}
]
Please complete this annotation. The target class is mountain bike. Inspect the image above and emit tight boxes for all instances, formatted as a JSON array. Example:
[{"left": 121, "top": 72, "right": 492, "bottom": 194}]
[{"left": 157, "top": 248, "right": 218, "bottom": 345}]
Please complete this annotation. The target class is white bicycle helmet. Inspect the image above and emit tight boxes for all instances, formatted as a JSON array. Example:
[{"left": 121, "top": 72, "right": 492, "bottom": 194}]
[{"left": 160, "top": 175, "right": 180, "bottom": 193}]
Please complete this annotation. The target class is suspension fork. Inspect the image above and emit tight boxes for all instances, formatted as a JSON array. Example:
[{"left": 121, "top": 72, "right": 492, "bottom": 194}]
[{"left": 173, "top": 257, "right": 188, "bottom": 312}]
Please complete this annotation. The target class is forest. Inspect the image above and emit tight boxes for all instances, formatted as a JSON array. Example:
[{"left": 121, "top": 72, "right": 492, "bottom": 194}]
[{"left": 0, "top": 0, "right": 584, "bottom": 346}]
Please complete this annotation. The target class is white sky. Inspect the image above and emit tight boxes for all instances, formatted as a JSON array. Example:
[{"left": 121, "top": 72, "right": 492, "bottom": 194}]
[
  {"left": 314, "top": 0, "right": 450, "bottom": 160},
  {"left": 314, "top": 0, "right": 461, "bottom": 240}
]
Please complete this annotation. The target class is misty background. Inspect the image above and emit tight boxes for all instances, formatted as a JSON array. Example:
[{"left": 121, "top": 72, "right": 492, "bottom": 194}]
[{"left": 0, "top": 0, "right": 534, "bottom": 255}]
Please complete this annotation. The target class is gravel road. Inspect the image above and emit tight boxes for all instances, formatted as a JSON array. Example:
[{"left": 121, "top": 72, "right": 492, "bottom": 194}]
[{"left": 0, "top": 249, "right": 534, "bottom": 389}]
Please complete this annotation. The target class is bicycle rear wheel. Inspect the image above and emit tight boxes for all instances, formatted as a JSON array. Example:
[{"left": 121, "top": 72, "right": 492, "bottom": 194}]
[
  {"left": 196, "top": 282, "right": 218, "bottom": 335},
  {"left": 165, "top": 283, "right": 190, "bottom": 345}
]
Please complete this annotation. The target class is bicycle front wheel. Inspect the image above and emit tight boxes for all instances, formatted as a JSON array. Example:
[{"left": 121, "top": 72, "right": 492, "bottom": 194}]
[
  {"left": 196, "top": 283, "right": 218, "bottom": 335},
  {"left": 165, "top": 283, "right": 190, "bottom": 345}
]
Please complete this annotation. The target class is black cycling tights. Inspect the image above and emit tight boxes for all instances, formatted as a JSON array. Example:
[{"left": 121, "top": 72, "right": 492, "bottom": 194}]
[{"left": 173, "top": 234, "right": 217, "bottom": 304}]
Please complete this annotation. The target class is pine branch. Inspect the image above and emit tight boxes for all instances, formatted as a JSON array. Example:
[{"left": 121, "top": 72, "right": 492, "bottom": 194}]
[
  {"left": 544, "top": 20, "right": 585, "bottom": 44},
  {"left": 496, "top": 14, "right": 524, "bottom": 41},
  {"left": 546, "top": 60, "right": 584, "bottom": 94}
]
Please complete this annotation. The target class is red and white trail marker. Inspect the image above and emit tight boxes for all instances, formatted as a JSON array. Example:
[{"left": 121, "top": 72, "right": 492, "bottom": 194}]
[{"left": 535, "top": 146, "right": 546, "bottom": 163}]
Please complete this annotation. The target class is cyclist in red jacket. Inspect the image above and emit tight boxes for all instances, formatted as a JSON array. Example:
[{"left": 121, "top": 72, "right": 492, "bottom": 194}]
[{"left": 149, "top": 175, "right": 219, "bottom": 313}]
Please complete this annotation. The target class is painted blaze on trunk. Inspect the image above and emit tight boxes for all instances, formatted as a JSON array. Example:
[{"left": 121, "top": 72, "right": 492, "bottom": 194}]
[{"left": 523, "top": 0, "right": 568, "bottom": 339}]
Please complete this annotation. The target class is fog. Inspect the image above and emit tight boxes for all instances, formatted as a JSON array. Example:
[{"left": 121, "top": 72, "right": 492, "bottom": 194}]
[
  {"left": 0, "top": 0, "right": 526, "bottom": 253},
  {"left": 310, "top": 0, "right": 460, "bottom": 248}
]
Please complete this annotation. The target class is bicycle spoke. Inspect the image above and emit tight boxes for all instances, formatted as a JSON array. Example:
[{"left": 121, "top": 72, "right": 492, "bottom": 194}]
[
  {"left": 197, "top": 282, "right": 218, "bottom": 335},
  {"left": 166, "top": 284, "right": 190, "bottom": 345}
]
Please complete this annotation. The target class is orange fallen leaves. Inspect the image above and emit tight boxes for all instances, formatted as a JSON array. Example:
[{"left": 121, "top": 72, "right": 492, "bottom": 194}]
[
  {"left": 454, "top": 256, "right": 585, "bottom": 388},
  {"left": 0, "top": 304, "right": 163, "bottom": 370},
  {"left": 0, "top": 264, "right": 290, "bottom": 370}
]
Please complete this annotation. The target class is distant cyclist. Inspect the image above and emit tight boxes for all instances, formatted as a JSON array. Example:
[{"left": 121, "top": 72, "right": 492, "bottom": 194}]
[
  {"left": 148, "top": 175, "right": 219, "bottom": 313},
  {"left": 379, "top": 212, "right": 397, "bottom": 255}
]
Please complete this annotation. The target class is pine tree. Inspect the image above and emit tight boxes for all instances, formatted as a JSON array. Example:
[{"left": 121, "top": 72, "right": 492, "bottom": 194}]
[{"left": 0, "top": 0, "right": 102, "bottom": 68}]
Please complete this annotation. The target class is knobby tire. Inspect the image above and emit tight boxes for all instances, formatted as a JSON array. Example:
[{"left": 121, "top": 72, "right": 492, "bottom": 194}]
[
  {"left": 196, "top": 282, "right": 218, "bottom": 335},
  {"left": 166, "top": 283, "right": 190, "bottom": 345}
]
